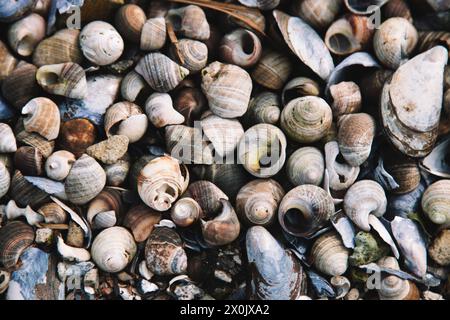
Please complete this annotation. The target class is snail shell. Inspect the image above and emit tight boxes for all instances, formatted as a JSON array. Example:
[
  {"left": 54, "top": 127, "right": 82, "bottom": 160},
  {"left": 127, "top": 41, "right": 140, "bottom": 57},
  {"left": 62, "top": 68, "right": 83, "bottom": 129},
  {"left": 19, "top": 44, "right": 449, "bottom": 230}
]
[
  {"left": 421, "top": 179, "right": 450, "bottom": 225},
  {"left": 33, "top": 29, "right": 84, "bottom": 67},
  {"left": 14, "top": 146, "right": 44, "bottom": 176},
  {"left": 219, "top": 28, "right": 262, "bottom": 68},
  {"left": 22, "top": 97, "right": 61, "bottom": 141},
  {"left": 10, "top": 170, "right": 50, "bottom": 207},
  {"left": 57, "top": 235, "right": 90, "bottom": 263},
  {"left": 246, "top": 92, "right": 281, "bottom": 125},
  {"left": 167, "top": 5, "right": 210, "bottom": 41},
  {"left": 343, "top": 180, "right": 387, "bottom": 232},
  {"left": 33, "top": 0, "right": 51, "bottom": 16},
  {"left": 173, "top": 87, "right": 207, "bottom": 126},
  {"left": 104, "top": 154, "right": 130, "bottom": 187},
  {"left": 87, "top": 188, "right": 124, "bottom": 229},
  {"left": 280, "top": 96, "right": 333, "bottom": 144},
  {"left": 238, "top": 124, "right": 287, "bottom": 178},
  {"left": 64, "top": 154, "right": 106, "bottom": 205},
  {"left": 417, "top": 32, "right": 450, "bottom": 57},
  {"left": 236, "top": 179, "right": 285, "bottom": 226},
  {"left": 286, "top": 147, "right": 325, "bottom": 187},
  {"left": 140, "top": 17, "right": 166, "bottom": 51},
  {"left": 45, "top": 150, "right": 76, "bottom": 181},
  {"left": 293, "top": 0, "right": 342, "bottom": 30},
  {"left": 201, "top": 61, "right": 252, "bottom": 118},
  {"left": 171, "top": 39, "right": 208, "bottom": 74},
  {"left": 171, "top": 197, "right": 202, "bottom": 227},
  {"left": 344, "top": 0, "right": 390, "bottom": 14},
  {"left": 278, "top": 184, "right": 335, "bottom": 238},
  {"left": 184, "top": 180, "right": 228, "bottom": 218},
  {"left": 0, "top": 123, "right": 17, "bottom": 153},
  {"left": 122, "top": 205, "right": 161, "bottom": 243},
  {"left": 2, "top": 61, "right": 40, "bottom": 110},
  {"left": 0, "top": 270, "right": 10, "bottom": 295},
  {"left": 37, "top": 202, "right": 67, "bottom": 224},
  {"left": 137, "top": 155, "right": 189, "bottom": 211},
  {"left": 281, "top": 77, "right": 320, "bottom": 107},
  {"left": 331, "top": 275, "right": 351, "bottom": 299},
  {"left": 91, "top": 226, "right": 137, "bottom": 273},
  {"left": 0, "top": 221, "right": 34, "bottom": 269},
  {"left": 36, "top": 63, "right": 87, "bottom": 99},
  {"left": 383, "top": 153, "right": 420, "bottom": 194},
  {"left": 58, "top": 119, "right": 96, "bottom": 158},
  {"left": 337, "top": 113, "right": 376, "bottom": 167},
  {"left": 383, "top": 0, "right": 413, "bottom": 22},
  {"left": 329, "top": 82, "right": 362, "bottom": 118},
  {"left": 120, "top": 71, "right": 148, "bottom": 103},
  {"left": 310, "top": 232, "right": 350, "bottom": 276},
  {"left": 238, "top": 0, "right": 279, "bottom": 10},
  {"left": 7, "top": 13, "right": 46, "bottom": 57},
  {"left": 135, "top": 52, "right": 189, "bottom": 93},
  {"left": 145, "top": 226, "right": 188, "bottom": 276},
  {"left": 373, "top": 18, "right": 418, "bottom": 69},
  {"left": 86, "top": 135, "right": 129, "bottom": 165},
  {"left": 80, "top": 21, "right": 124, "bottom": 66},
  {"left": 0, "top": 39, "right": 18, "bottom": 81},
  {"left": 115, "top": 4, "right": 146, "bottom": 44},
  {"left": 145, "top": 93, "right": 185, "bottom": 128},
  {"left": 251, "top": 50, "right": 292, "bottom": 90},
  {"left": 0, "top": 161, "right": 10, "bottom": 199},
  {"left": 104, "top": 101, "right": 148, "bottom": 143}
]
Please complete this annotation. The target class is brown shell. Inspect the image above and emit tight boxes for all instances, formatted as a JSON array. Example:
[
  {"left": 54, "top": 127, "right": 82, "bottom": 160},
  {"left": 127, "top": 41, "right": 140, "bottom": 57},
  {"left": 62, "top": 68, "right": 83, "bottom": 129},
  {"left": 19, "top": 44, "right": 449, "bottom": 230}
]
[
  {"left": 184, "top": 180, "right": 228, "bottom": 219},
  {"left": 37, "top": 202, "right": 67, "bottom": 224},
  {"left": 10, "top": 170, "right": 49, "bottom": 207},
  {"left": 87, "top": 188, "right": 125, "bottom": 229},
  {"left": 58, "top": 119, "right": 97, "bottom": 158},
  {"left": 0, "top": 221, "right": 35, "bottom": 269},
  {"left": 173, "top": 87, "right": 207, "bottom": 126},
  {"left": 384, "top": 152, "right": 420, "bottom": 194},
  {"left": 122, "top": 205, "right": 162, "bottom": 243},
  {"left": 310, "top": 231, "right": 349, "bottom": 276},
  {"left": 0, "top": 39, "right": 18, "bottom": 81},
  {"left": 104, "top": 101, "right": 148, "bottom": 143},
  {"left": 14, "top": 122, "right": 55, "bottom": 158},
  {"left": 329, "top": 81, "right": 362, "bottom": 118},
  {"left": 417, "top": 32, "right": 450, "bottom": 57},
  {"left": 383, "top": 0, "right": 413, "bottom": 22},
  {"left": 293, "top": 0, "right": 342, "bottom": 30},
  {"left": 201, "top": 199, "right": 240, "bottom": 246},
  {"left": 251, "top": 50, "right": 292, "bottom": 90},
  {"left": 115, "top": 4, "right": 146, "bottom": 44},
  {"left": 14, "top": 146, "right": 44, "bottom": 176}
]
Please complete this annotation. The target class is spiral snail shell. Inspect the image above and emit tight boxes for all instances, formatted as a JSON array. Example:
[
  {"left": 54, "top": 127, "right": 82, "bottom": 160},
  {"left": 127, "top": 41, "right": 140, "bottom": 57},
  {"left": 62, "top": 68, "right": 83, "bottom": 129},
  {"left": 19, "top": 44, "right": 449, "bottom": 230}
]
[
  {"left": 310, "top": 231, "right": 350, "bottom": 276},
  {"left": 219, "top": 28, "right": 262, "bottom": 68},
  {"left": 286, "top": 147, "right": 325, "bottom": 187},
  {"left": 36, "top": 63, "right": 87, "bottom": 99},
  {"left": 22, "top": 97, "right": 60, "bottom": 141},
  {"left": 7, "top": 13, "right": 46, "bottom": 57},
  {"left": 421, "top": 179, "right": 450, "bottom": 226}
]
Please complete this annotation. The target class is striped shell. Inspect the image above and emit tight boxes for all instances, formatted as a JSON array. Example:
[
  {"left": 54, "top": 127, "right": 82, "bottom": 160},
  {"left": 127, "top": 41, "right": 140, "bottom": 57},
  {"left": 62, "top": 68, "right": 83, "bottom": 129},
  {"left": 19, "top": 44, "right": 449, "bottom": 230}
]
[
  {"left": 251, "top": 50, "right": 291, "bottom": 90},
  {"left": 114, "top": 4, "right": 146, "bottom": 44},
  {"left": 36, "top": 63, "right": 87, "bottom": 99},
  {"left": 0, "top": 161, "right": 10, "bottom": 199},
  {"left": 246, "top": 92, "right": 281, "bottom": 125},
  {"left": 7, "top": 13, "right": 46, "bottom": 57},
  {"left": 0, "top": 221, "right": 35, "bottom": 269},
  {"left": 22, "top": 97, "right": 61, "bottom": 141},
  {"left": 184, "top": 180, "right": 228, "bottom": 218},
  {"left": 140, "top": 17, "right": 166, "bottom": 51},
  {"left": 421, "top": 180, "right": 450, "bottom": 225},
  {"left": 104, "top": 101, "right": 148, "bottom": 143},
  {"left": 0, "top": 123, "right": 17, "bottom": 153},
  {"left": 286, "top": 147, "right": 325, "bottom": 187},
  {"left": 122, "top": 205, "right": 161, "bottom": 243},
  {"left": 172, "top": 39, "right": 208, "bottom": 73},
  {"left": 171, "top": 197, "right": 202, "bottom": 227},
  {"left": 145, "top": 93, "right": 185, "bottom": 128},
  {"left": 310, "top": 232, "right": 349, "bottom": 276},
  {"left": 13, "top": 146, "right": 44, "bottom": 176}
]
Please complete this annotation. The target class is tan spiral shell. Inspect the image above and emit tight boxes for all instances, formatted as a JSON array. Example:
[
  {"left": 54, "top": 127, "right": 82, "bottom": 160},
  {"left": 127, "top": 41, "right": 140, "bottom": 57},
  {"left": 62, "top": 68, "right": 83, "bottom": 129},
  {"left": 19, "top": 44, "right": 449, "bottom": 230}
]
[
  {"left": 15, "top": 122, "right": 55, "bottom": 158},
  {"left": 171, "top": 197, "right": 202, "bottom": 227},
  {"left": 22, "top": 97, "right": 61, "bottom": 141},
  {"left": 0, "top": 221, "right": 35, "bottom": 269},
  {"left": 37, "top": 202, "right": 67, "bottom": 224},
  {"left": 421, "top": 180, "right": 450, "bottom": 226},
  {"left": 0, "top": 161, "right": 10, "bottom": 199},
  {"left": 104, "top": 154, "right": 130, "bottom": 187},
  {"left": 167, "top": 5, "right": 210, "bottom": 41},
  {"left": 145, "top": 93, "right": 185, "bottom": 128},
  {"left": 114, "top": 4, "right": 146, "bottom": 44},
  {"left": 325, "top": 141, "right": 360, "bottom": 192},
  {"left": 310, "top": 231, "right": 349, "bottom": 276},
  {"left": 286, "top": 147, "right": 325, "bottom": 187},
  {"left": 383, "top": 0, "right": 413, "bottom": 22},
  {"left": 140, "top": 17, "right": 166, "bottom": 51},
  {"left": 0, "top": 39, "right": 18, "bottom": 81},
  {"left": 7, "top": 13, "right": 46, "bottom": 57},
  {"left": 122, "top": 205, "right": 161, "bottom": 243},
  {"left": 87, "top": 188, "right": 124, "bottom": 229},
  {"left": 45, "top": 150, "right": 76, "bottom": 181},
  {"left": 329, "top": 81, "right": 362, "bottom": 118},
  {"left": 0, "top": 123, "right": 17, "bottom": 153},
  {"left": 247, "top": 92, "right": 280, "bottom": 125},
  {"left": 219, "top": 28, "right": 262, "bottom": 68},
  {"left": 14, "top": 146, "right": 44, "bottom": 176},
  {"left": 184, "top": 180, "right": 228, "bottom": 218},
  {"left": 251, "top": 49, "right": 292, "bottom": 90},
  {"left": 172, "top": 39, "right": 208, "bottom": 74},
  {"left": 120, "top": 71, "right": 148, "bottom": 103},
  {"left": 294, "top": 0, "right": 342, "bottom": 30},
  {"left": 281, "top": 77, "right": 320, "bottom": 107},
  {"left": 104, "top": 101, "right": 148, "bottom": 143}
]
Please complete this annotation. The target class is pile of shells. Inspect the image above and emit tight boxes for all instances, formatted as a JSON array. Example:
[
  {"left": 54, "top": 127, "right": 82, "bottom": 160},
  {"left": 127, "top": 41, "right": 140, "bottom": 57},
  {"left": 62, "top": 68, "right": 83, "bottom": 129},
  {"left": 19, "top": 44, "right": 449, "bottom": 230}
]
[{"left": 1, "top": 0, "right": 450, "bottom": 301}]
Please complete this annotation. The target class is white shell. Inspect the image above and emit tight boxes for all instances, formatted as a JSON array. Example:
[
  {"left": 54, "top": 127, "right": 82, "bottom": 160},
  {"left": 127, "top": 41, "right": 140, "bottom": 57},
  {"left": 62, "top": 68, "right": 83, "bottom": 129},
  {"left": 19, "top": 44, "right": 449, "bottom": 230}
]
[
  {"left": 7, "top": 13, "right": 46, "bottom": 57},
  {"left": 145, "top": 93, "right": 185, "bottom": 128},
  {"left": 4, "top": 200, "right": 44, "bottom": 226},
  {"left": 45, "top": 150, "right": 76, "bottom": 181},
  {"left": 0, "top": 123, "right": 17, "bottom": 153},
  {"left": 57, "top": 235, "right": 91, "bottom": 262},
  {"left": 0, "top": 162, "right": 10, "bottom": 199}
]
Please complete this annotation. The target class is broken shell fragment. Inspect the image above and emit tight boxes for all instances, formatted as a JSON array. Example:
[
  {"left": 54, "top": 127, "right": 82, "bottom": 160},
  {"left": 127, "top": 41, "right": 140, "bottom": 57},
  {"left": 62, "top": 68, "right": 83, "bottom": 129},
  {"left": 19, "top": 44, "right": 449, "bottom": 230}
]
[
  {"left": 86, "top": 135, "right": 129, "bottom": 165},
  {"left": 145, "top": 93, "right": 185, "bottom": 128}
]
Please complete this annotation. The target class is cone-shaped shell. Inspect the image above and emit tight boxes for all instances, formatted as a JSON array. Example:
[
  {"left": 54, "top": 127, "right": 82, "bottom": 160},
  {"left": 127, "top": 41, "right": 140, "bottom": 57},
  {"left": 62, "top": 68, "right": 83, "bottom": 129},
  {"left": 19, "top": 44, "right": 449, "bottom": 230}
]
[
  {"left": 173, "top": 39, "right": 208, "bottom": 74},
  {"left": 201, "top": 199, "right": 240, "bottom": 246},
  {"left": 0, "top": 123, "right": 17, "bottom": 153},
  {"left": 219, "top": 28, "right": 262, "bottom": 68},
  {"left": 104, "top": 101, "right": 148, "bottom": 143},
  {"left": 36, "top": 63, "right": 87, "bottom": 99},
  {"left": 22, "top": 97, "right": 60, "bottom": 141},
  {"left": 167, "top": 5, "right": 210, "bottom": 41},
  {"left": 145, "top": 93, "right": 185, "bottom": 128},
  {"left": 122, "top": 205, "right": 161, "bottom": 243},
  {"left": 286, "top": 147, "right": 325, "bottom": 187},
  {"left": 115, "top": 4, "right": 146, "bottom": 44},
  {"left": 311, "top": 232, "right": 349, "bottom": 276},
  {"left": 421, "top": 180, "right": 450, "bottom": 225},
  {"left": 7, "top": 13, "right": 46, "bottom": 57},
  {"left": 140, "top": 17, "right": 166, "bottom": 51},
  {"left": 247, "top": 92, "right": 281, "bottom": 125},
  {"left": 383, "top": 153, "right": 420, "bottom": 194},
  {"left": 184, "top": 180, "right": 228, "bottom": 218},
  {"left": 0, "top": 221, "right": 34, "bottom": 269},
  {"left": 251, "top": 50, "right": 292, "bottom": 90},
  {"left": 45, "top": 150, "right": 75, "bottom": 181}
]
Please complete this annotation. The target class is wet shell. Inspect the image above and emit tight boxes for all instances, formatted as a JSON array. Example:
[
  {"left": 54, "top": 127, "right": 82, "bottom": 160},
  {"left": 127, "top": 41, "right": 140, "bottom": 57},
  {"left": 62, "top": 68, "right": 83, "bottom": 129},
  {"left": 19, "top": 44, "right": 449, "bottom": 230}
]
[
  {"left": 135, "top": 52, "right": 189, "bottom": 93},
  {"left": 0, "top": 123, "right": 17, "bottom": 153},
  {"left": 421, "top": 180, "right": 450, "bottom": 225},
  {"left": 173, "top": 87, "right": 207, "bottom": 125},
  {"left": 58, "top": 119, "right": 96, "bottom": 158},
  {"left": 14, "top": 146, "right": 44, "bottom": 176},
  {"left": 115, "top": 4, "right": 146, "bottom": 44},
  {"left": 0, "top": 162, "right": 10, "bottom": 199},
  {"left": 64, "top": 154, "right": 107, "bottom": 205},
  {"left": 104, "top": 155, "right": 130, "bottom": 187},
  {"left": 0, "top": 221, "right": 34, "bottom": 269},
  {"left": 172, "top": 39, "right": 208, "bottom": 73},
  {"left": 137, "top": 156, "right": 189, "bottom": 211},
  {"left": 251, "top": 50, "right": 292, "bottom": 90},
  {"left": 37, "top": 202, "right": 67, "bottom": 224},
  {"left": 86, "top": 135, "right": 129, "bottom": 165},
  {"left": 87, "top": 188, "right": 124, "bottom": 229},
  {"left": 36, "top": 63, "right": 87, "bottom": 99},
  {"left": 343, "top": 180, "right": 387, "bottom": 231},
  {"left": 219, "top": 28, "right": 262, "bottom": 68},
  {"left": 145, "top": 226, "right": 188, "bottom": 276},
  {"left": 171, "top": 197, "right": 202, "bottom": 227},
  {"left": 104, "top": 102, "right": 148, "bottom": 143},
  {"left": 91, "top": 226, "right": 137, "bottom": 273},
  {"left": 278, "top": 185, "right": 335, "bottom": 238},
  {"left": 45, "top": 150, "right": 75, "bottom": 181},
  {"left": 344, "top": 0, "right": 390, "bottom": 14},
  {"left": 310, "top": 232, "right": 349, "bottom": 276},
  {"left": 337, "top": 113, "right": 376, "bottom": 166},
  {"left": 0, "top": 40, "right": 18, "bottom": 81},
  {"left": 33, "top": 29, "right": 84, "bottom": 67},
  {"left": 280, "top": 96, "right": 333, "bottom": 144},
  {"left": 201, "top": 61, "right": 252, "bottom": 118},
  {"left": 122, "top": 205, "right": 161, "bottom": 243},
  {"left": 140, "top": 17, "right": 166, "bottom": 51},
  {"left": 184, "top": 180, "right": 228, "bottom": 218},
  {"left": 120, "top": 71, "right": 148, "bottom": 103},
  {"left": 246, "top": 92, "right": 281, "bottom": 125},
  {"left": 329, "top": 82, "right": 362, "bottom": 118},
  {"left": 236, "top": 179, "right": 285, "bottom": 226},
  {"left": 7, "top": 13, "right": 46, "bottom": 57},
  {"left": 286, "top": 147, "right": 325, "bottom": 187},
  {"left": 79, "top": 21, "right": 124, "bottom": 66},
  {"left": 281, "top": 77, "right": 320, "bottom": 107},
  {"left": 167, "top": 5, "right": 210, "bottom": 41},
  {"left": 22, "top": 97, "right": 60, "bottom": 141},
  {"left": 0, "top": 0, "right": 36, "bottom": 23},
  {"left": 293, "top": 0, "right": 342, "bottom": 30},
  {"left": 145, "top": 93, "right": 185, "bottom": 128},
  {"left": 373, "top": 18, "right": 418, "bottom": 69}
]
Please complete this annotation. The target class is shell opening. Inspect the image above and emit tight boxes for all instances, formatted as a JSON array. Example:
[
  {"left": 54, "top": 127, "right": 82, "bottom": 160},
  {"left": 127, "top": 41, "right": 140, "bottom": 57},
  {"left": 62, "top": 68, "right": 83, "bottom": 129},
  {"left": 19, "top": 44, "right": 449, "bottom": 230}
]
[
  {"left": 283, "top": 207, "right": 312, "bottom": 235},
  {"left": 17, "top": 35, "right": 34, "bottom": 56},
  {"left": 328, "top": 33, "right": 352, "bottom": 54},
  {"left": 241, "top": 32, "right": 256, "bottom": 55},
  {"left": 39, "top": 71, "right": 59, "bottom": 86}
]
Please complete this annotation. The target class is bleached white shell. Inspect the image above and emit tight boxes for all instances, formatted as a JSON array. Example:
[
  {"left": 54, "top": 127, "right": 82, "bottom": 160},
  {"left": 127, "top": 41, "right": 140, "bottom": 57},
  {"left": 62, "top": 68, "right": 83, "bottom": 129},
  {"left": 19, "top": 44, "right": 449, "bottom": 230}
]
[
  {"left": 0, "top": 161, "right": 11, "bottom": 198},
  {"left": 45, "top": 151, "right": 76, "bottom": 181},
  {"left": 145, "top": 93, "right": 185, "bottom": 128},
  {"left": 0, "top": 123, "right": 17, "bottom": 153}
]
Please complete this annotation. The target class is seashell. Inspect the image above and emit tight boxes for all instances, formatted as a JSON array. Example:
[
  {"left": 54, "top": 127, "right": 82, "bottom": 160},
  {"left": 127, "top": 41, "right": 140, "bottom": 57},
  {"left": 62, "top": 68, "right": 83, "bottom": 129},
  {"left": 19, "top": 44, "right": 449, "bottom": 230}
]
[
  {"left": 391, "top": 216, "right": 427, "bottom": 277},
  {"left": 246, "top": 92, "right": 281, "bottom": 125},
  {"left": 64, "top": 154, "right": 107, "bottom": 205},
  {"left": 145, "top": 226, "right": 188, "bottom": 276},
  {"left": 293, "top": 0, "right": 342, "bottom": 30},
  {"left": 66, "top": 220, "right": 84, "bottom": 248},
  {"left": 383, "top": 0, "right": 413, "bottom": 22},
  {"left": 0, "top": 123, "right": 17, "bottom": 153},
  {"left": 0, "top": 221, "right": 34, "bottom": 269},
  {"left": 381, "top": 47, "right": 448, "bottom": 158},
  {"left": 86, "top": 135, "right": 129, "bottom": 165},
  {"left": 201, "top": 61, "right": 252, "bottom": 118},
  {"left": 369, "top": 215, "right": 400, "bottom": 259},
  {"left": 383, "top": 152, "right": 420, "bottom": 194},
  {"left": 37, "top": 202, "right": 67, "bottom": 224},
  {"left": 344, "top": 180, "right": 387, "bottom": 231},
  {"left": 331, "top": 276, "right": 351, "bottom": 299},
  {"left": 91, "top": 226, "right": 137, "bottom": 273},
  {"left": 32, "top": 0, "right": 51, "bottom": 16},
  {"left": 238, "top": 124, "right": 287, "bottom": 178},
  {"left": 12, "top": 125, "right": 53, "bottom": 162},
  {"left": 278, "top": 184, "right": 335, "bottom": 238},
  {"left": 167, "top": 5, "right": 210, "bottom": 41},
  {"left": 0, "top": 40, "right": 18, "bottom": 81},
  {"left": 1, "top": 61, "right": 41, "bottom": 110},
  {"left": 10, "top": 170, "right": 49, "bottom": 207},
  {"left": 386, "top": 181, "right": 425, "bottom": 220},
  {"left": 140, "top": 17, "right": 166, "bottom": 51},
  {"left": 171, "top": 198, "right": 202, "bottom": 227},
  {"left": 145, "top": 93, "right": 185, "bottom": 128},
  {"left": 273, "top": 10, "right": 334, "bottom": 80},
  {"left": 22, "top": 176, "right": 67, "bottom": 201},
  {"left": 14, "top": 146, "right": 44, "bottom": 176},
  {"left": 173, "top": 87, "right": 207, "bottom": 126},
  {"left": 377, "top": 256, "right": 420, "bottom": 300},
  {"left": 344, "top": 0, "right": 390, "bottom": 14},
  {"left": 45, "top": 150, "right": 75, "bottom": 181},
  {"left": 0, "top": 0, "right": 36, "bottom": 22},
  {"left": 238, "top": 0, "right": 279, "bottom": 10},
  {"left": 337, "top": 113, "right": 376, "bottom": 166},
  {"left": 0, "top": 270, "right": 10, "bottom": 294},
  {"left": 33, "top": 29, "right": 84, "bottom": 67},
  {"left": 104, "top": 101, "right": 148, "bottom": 143},
  {"left": 428, "top": 229, "right": 450, "bottom": 266},
  {"left": 310, "top": 232, "right": 349, "bottom": 276},
  {"left": 58, "top": 119, "right": 96, "bottom": 158},
  {"left": 7, "top": 13, "right": 45, "bottom": 57},
  {"left": 246, "top": 226, "right": 307, "bottom": 300},
  {"left": 421, "top": 179, "right": 450, "bottom": 226},
  {"left": 219, "top": 28, "right": 262, "bottom": 68},
  {"left": 349, "top": 231, "right": 390, "bottom": 266},
  {"left": 420, "top": 136, "right": 450, "bottom": 178},
  {"left": 251, "top": 50, "right": 292, "bottom": 90},
  {"left": 122, "top": 205, "right": 161, "bottom": 243},
  {"left": 373, "top": 18, "right": 418, "bottom": 69},
  {"left": 57, "top": 235, "right": 90, "bottom": 263},
  {"left": 417, "top": 32, "right": 450, "bottom": 57},
  {"left": 236, "top": 179, "right": 284, "bottom": 227},
  {"left": 185, "top": 180, "right": 228, "bottom": 218},
  {"left": 3, "top": 200, "right": 42, "bottom": 227},
  {"left": 281, "top": 96, "right": 333, "bottom": 144},
  {"left": 22, "top": 97, "right": 60, "bottom": 141},
  {"left": 325, "top": 15, "right": 374, "bottom": 56},
  {"left": 359, "top": 68, "right": 393, "bottom": 109},
  {"left": 171, "top": 39, "right": 208, "bottom": 74},
  {"left": 137, "top": 155, "right": 189, "bottom": 211},
  {"left": 281, "top": 77, "right": 320, "bottom": 107},
  {"left": 201, "top": 113, "right": 244, "bottom": 158},
  {"left": 201, "top": 199, "right": 240, "bottom": 246},
  {"left": 115, "top": 4, "right": 146, "bottom": 44},
  {"left": 36, "top": 63, "right": 87, "bottom": 99},
  {"left": 104, "top": 154, "right": 130, "bottom": 187},
  {"left": 135, "top": 52, "right": 189, "bottom": 93},
  {"left": 286, "top": 147, "right": 325, "bottom": 187},
  {"left": 87, "top": 188, "right": 124, "bottom": 229},
  {"left": 120, "top": 71, "right": 148, "bottom": 103},
  {"left": 79, "top": 21, "right": 124, "bottom": 66},
  {"left": 0, "top": 161, "right": 10, "bottom": 199},
  {"left": 329, "top": 82, "right": 362, "bottom": 118}
]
